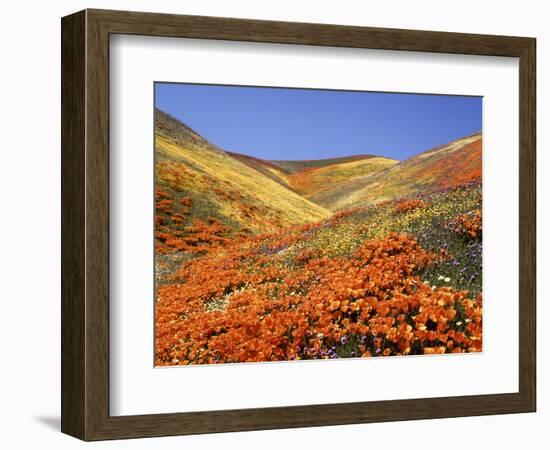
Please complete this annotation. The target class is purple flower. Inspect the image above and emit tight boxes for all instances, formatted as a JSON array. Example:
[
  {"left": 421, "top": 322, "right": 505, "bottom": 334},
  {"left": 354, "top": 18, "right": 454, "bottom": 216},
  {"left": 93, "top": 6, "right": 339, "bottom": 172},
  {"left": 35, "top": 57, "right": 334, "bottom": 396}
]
[{"left": 340, "top": 336, "right": 348, "bottom": 345}]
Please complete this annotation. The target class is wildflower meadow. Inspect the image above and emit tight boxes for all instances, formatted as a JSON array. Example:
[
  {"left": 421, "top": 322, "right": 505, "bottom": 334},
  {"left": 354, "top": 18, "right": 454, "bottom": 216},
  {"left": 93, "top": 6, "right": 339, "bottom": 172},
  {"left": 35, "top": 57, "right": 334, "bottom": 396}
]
[{"left": 154, "top": 108, "right": 483, "bottom": 366}]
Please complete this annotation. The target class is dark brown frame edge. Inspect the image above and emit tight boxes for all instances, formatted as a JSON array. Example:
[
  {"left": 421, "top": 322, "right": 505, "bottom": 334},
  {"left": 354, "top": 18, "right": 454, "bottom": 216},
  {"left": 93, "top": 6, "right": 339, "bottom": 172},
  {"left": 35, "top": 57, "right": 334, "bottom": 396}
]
[{"left": 61, "top": 8, "right": 536, "bottom": 441}]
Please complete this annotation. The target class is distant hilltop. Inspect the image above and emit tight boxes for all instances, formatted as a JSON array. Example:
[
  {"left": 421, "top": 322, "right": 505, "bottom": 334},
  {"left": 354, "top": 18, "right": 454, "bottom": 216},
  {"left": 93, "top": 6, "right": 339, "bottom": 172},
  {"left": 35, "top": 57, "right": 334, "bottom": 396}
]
[{"left": 155, "top": 108, "right": 481, "bottom": 235}]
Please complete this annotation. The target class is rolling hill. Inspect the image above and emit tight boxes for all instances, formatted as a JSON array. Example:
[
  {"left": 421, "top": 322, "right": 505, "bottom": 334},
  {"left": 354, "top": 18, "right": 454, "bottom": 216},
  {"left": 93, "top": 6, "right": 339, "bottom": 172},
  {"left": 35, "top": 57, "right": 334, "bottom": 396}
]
[
  {"left": 228, "top": 153, "right": 399, "bottom": 200},
  {"left": 155, "top": 111, "right": 483, "bottom": 363},
  {"left": 155, "top": 108, "right": 482, "bottom": 256},
  {"left": 311, "top": 133, "right": 482, "bottom": 210},
  {"left": 285, "top": 155, "right": 399, "bottom": 200},
  {"left": 268, "top": 154, "right": 378, "bottom": 173},
  {"left": 228, "top": 135, "right": 480, "bottom": 211},
  {"left": 155, "top": 109, "right": 331, "bottom": 249},
  {"left": 225, "top": 151, "right": 293, "bottom": 191}
]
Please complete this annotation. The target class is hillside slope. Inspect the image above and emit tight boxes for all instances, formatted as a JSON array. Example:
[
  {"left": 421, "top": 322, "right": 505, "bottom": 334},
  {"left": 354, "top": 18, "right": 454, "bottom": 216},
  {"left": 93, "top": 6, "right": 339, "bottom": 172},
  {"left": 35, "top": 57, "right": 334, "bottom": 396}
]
[
  {"left": 155, "top": 109, "right": 331, "bottom": 251},
  {"left": 314, "top": 133, "right": 482, "bottom": 210},
  {"left": 269, "top": 154, "right": 378, "bottom": 174},
  {"left": 226, "top": 151, "right": 294, "bottom": 191},
  {"left": 156, "top": 180, "right": 483, "bottom": 365},
  {"left": 229, "top": 153, "right": 399, "bottom": 200},
  {"left": 287, "top": 155, "right": 398, "bottom": 200}
]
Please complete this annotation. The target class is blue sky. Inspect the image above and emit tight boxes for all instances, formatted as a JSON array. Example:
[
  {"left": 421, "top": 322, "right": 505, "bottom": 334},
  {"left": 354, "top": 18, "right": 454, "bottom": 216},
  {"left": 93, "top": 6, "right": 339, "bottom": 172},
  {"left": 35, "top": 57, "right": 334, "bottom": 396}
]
[{"left": 155, "top": 83, "right": 482, "bottom": 161}]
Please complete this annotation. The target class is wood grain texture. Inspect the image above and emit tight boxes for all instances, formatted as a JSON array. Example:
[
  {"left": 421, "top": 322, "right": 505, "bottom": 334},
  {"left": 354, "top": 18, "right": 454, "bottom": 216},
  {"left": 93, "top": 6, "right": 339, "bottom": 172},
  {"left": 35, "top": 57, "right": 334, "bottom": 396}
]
[
  {"left": 88, "top": 8, "right": 532, "bottom": 56},
  {"left": 61, "top": 10, "right": 86, "bottom": 439},
  {"left": 85, "top": 10, "right": 111, "bottom": 440},
  {"left": 518, "top": 39, "right": 536, "bottom": 410},
  {"left": 61, "top": 8, "right": 537, "bottom": 441}
]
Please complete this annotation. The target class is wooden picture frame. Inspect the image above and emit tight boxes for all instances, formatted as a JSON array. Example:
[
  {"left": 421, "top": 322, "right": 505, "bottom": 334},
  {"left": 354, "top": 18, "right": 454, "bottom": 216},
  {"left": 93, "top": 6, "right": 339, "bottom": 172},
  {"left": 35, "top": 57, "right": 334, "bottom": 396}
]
[{"left": 61, "top": 8, "right": 536, "bottom": 441}]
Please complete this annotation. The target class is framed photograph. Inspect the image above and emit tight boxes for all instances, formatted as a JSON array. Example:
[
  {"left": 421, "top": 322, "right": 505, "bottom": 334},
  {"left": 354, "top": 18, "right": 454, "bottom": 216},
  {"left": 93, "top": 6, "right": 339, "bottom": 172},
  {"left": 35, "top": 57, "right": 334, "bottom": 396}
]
[{"left": 61, "top": 9, "right": 536, "bottom": 441}]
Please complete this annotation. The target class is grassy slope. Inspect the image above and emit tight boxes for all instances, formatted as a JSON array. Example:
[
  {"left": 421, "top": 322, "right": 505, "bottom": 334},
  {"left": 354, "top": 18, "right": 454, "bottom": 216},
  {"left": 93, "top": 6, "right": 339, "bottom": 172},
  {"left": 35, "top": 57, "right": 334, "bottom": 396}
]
[
  {"left": 154, "top": 114, "right": 484, "bottom": 364},
  {"left": 230, "top": 153, "right": 399, "bottom": 202},
  {"left": 226, "top": 151, "right": 294, "bottom": 191},
  {"left": 315, "top": 133, "right": 482, "bottom": 211},
  {"left": 156, "top": 181, "right": 483, "bottom": 364},
  {"left": 288, "top": 156, "right": 398, "bottom": 200},
  {"left": 268, "top": 154, "right": 378, "bottom": 173},
  {"left": 155, "top": 109, "right": 331, "bottom": 235}
]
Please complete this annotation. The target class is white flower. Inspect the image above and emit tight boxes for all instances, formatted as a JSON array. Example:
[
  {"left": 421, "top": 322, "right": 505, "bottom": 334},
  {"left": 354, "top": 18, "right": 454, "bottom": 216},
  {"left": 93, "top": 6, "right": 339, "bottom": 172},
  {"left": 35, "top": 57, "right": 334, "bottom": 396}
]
[
  {"left": 444, "top": 277, "right": 451, "bottom": 283},
  {"left": 438, "top": 275, "right": 445, "bottom": 281}
]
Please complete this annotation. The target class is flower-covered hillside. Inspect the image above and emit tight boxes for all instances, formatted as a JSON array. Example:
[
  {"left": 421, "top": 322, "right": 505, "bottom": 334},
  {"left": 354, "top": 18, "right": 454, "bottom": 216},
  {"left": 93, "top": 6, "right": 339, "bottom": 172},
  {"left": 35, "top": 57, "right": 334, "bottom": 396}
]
[
  {"left": 311, "top": 133, "right": 482, "bottom": 210},
  {"left": 155, "top": 180, "right": 483, "bottom": 365},
  {"left": 285, "top": 155, "right": 399, "bottom": 200},
  {"left": 155, "top": 109, "right": 331, "bottom": 244}
]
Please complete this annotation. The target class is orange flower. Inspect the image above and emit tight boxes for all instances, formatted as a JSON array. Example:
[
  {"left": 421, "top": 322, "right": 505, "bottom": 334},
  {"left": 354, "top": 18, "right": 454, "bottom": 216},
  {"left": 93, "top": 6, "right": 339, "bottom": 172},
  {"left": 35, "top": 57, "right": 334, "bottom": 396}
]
[{"left": 154, "top": 192, "right": 483, "bottom": 365}]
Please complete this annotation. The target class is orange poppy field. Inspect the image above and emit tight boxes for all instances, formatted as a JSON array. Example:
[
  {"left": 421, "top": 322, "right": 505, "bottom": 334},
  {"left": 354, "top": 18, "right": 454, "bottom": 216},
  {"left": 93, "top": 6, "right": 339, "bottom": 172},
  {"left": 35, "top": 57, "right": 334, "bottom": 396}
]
[{"left": 154, "top": 107, "right": 483, "bottom": 366}]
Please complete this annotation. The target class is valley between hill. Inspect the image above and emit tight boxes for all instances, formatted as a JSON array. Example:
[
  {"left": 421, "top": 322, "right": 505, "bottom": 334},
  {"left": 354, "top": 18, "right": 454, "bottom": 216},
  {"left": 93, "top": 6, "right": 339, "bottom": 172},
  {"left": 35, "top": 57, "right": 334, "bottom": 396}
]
[{"left": 154, "top": 108, "right": 483, "bottom": 365}]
